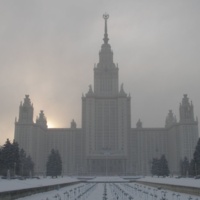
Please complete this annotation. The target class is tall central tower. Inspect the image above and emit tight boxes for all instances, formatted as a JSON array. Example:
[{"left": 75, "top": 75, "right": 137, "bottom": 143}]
[
  {"left": 82, "top": 14, "right": 131, "bottom": 175},
  {"left": 94, "top": 13, "right": 118, "bottom": 97}
]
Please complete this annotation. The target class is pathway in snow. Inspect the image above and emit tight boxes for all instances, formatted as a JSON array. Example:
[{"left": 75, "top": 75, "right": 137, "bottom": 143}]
[{"left": 17, "top": 181, "right": 200, "bottom": 200}]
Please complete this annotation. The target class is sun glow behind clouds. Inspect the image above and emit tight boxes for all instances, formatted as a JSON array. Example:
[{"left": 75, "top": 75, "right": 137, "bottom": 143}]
[{"left": 47, "top": 121, "right": 56, "bottom": 128}]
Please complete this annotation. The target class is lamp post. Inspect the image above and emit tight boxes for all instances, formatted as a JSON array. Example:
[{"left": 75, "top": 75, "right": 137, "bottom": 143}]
[
  {"left": 161, "top": 191, "right": 167, "bottom": 200},
  {"left": 102, "top": 148, "right": 111, "bottom": 176},
  {"left": 176, "top": 194, "right": 180, "bottom": 200},
  {"left": 14, "top": 162, "right": 16, "bottom": 177},
  {"left": 195, "top": 163, "right": 197, "bottom": 176},
  {"left": 21, "top": 163, "right": 24, "bottom": 177},
  {"left": 153, "top": 189, "right": 157, "bottom": 200},
  {"left": 70, "top": 189, "right": 73, "bottom": 199},
  {"left": 172, "top": 193, "right": 176, "bottom": 200},
  {"left": 63, "top": 191, "right": 68, "bottom": 200}
]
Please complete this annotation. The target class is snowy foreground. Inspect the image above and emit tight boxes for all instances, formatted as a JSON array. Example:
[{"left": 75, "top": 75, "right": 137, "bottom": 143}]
[
  {"left": 0, "top": 176, "right": 78, "bottom": 192},
  {"left": 0, "top": 176, "right": 200, "bottom": 200}
]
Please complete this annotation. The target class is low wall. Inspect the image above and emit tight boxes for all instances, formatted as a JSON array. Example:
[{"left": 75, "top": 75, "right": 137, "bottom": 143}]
[
  {"left": 136, "top": 180, "right": 200, "bottom": 196},
  {"left": 0, "top": 181, "right": 80, "bottom": 200}
]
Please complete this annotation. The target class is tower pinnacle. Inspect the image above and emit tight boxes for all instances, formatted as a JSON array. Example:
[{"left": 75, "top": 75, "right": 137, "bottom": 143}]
[{"left": 103, "top": 13, "right": 109, "bottom": 44}]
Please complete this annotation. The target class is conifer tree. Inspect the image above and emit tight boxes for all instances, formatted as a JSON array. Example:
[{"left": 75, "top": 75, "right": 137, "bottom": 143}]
[
  {"left": 151, "top": 158, "right": 159, "bottom": 176},
  {"left": 180, "top": 157, "right": 189, "bottom": 176},
  {"left": 46, "top": 149, "right": 62, "bottom": 178},
  {"left": 1, "top": 139, "right": 12, "bottom": 173},
  {"left": 188, "top": 159, "right": 196, "bottom": 176},
  {"left": 0, "top": 139, "right": 34, "bottom": 177},
  {"left": 159, "top": 155, "right": 169, "bottom": 176},
  {"left": 19, "top": 149, "right": 34, "bottom": 177},
  {"left": 11, "top": 140, "right": 20, "bottom": 175},
  {"left": 193, "top": 138, "right": 200, "bottom": 175},
  {"left": 151, "top": 155, "right": 169, "bottom": 177},
  {"left": 0, "top": 145, "right": 2, "bottom": 174},
  {"left": 1, "top": 139, "right": 18, "bottom": 176}
]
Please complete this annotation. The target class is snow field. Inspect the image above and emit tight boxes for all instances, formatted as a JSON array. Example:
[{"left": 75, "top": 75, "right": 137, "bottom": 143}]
[
  {"left": 16, "top": 182, "right": 112, "bottom": 200},
  {"left": 111, "top": 182, "right": 200, "bottom": 200},
  {"left": 139, "top": 176, "right": 200, "bottom": 188},
  {"left": 16, "top": 181, "right": 200, "bottom": 200},
  {"left": 0, "top": 176, "right": 78, "bottom": 192}
]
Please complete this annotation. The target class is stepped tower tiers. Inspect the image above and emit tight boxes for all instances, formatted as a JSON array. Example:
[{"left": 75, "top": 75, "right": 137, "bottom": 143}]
[
  {"left": 15, "top": 95, "right": 48, "bottom": 174},
  {"left": 165, "top": 110, "right": 177, "bottom": 128},
  {"left": 18, "top": 95, "right": 34, "bottom": 124},
  {"left": 94, "top": 13, "right": 119, "bottom": 97},
  {"left": 179, "top": 94, "right": 196, "bottom": 123},
  {"left": 36, "top": 110, "right": 47, "bottom": 129},
  {"left": 82, "top": 13, "right": 131, "bottom": 175},
  {"left": 178, "top": 94, "right": 198, "bottom": 160},
  {"left": 15, "top": 95, "right": 34, "bottom": 150}
]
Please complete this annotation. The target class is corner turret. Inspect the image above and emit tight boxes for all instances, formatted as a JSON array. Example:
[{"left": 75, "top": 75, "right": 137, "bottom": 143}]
[
  {"left": 165, "top": 110, "right": 177, "bottom": 128},
  {"left": 71, "top": 119, "right": 77, "bottom": 129},
  {"left": 36, "top": 110, "right": 47, "bottom": 129},
  {"left": 136, "top": 119, "right": 143, "bottom": 129},
  {"left": 119, "top": 83, "right": 127, "bottom": 97},
  {"left": 86, "top": 85, "right": 95, "bottom": 97}
]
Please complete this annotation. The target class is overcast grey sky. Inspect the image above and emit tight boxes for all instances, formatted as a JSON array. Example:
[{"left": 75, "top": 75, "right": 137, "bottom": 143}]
[{"left": 0, "top": 0, "right": 200, "bottom": 145}]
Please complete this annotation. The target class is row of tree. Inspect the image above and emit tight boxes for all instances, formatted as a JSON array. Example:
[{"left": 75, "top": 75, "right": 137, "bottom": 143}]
[
  {"left": 2, "top": 137, "right": 200, "bottom": 177},
  {"left": 180, "top": 138, "right": 200, "bottom": 177},
  {"left": 0, "top": 139, "right": 34, "bottom": 177},
  {"left": 0, "top": 139, "right": 63, "bottom": 178},
  {"left": 193, "top": 138, "right": 200, "bottom": 175},
  {"left": 151, "top": 138, "right": 200, "bottom": 177}
]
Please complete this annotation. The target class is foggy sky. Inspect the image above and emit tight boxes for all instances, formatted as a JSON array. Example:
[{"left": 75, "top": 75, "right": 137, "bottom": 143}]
[{"left": 0, "top": 0, "right": 200, "bottom": 145}]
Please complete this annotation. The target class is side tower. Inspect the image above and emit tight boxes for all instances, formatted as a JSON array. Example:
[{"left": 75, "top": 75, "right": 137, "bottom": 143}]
[
  {"left": 15, "top": 95, "right": 47, "bottom": 175},
  {"left": 178, "top": 94, "right": 198, "bottom": 160},
  {"left": 82, "top": 14, "right": 131, "bottom": 175},
  {"left": 15, "top": 95, "right": 34, "bottom": 153},
  {"left": 166, "top": 94, "right": 199, "bottom": 174}
]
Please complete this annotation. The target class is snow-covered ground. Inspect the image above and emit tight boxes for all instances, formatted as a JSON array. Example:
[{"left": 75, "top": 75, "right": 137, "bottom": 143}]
[
  {"left": 0, "top": 176, "right": 200, "bottom": 199},
  {"left": 139, "top": 176, "right": 200, "bottom": 188},
  {"left": 0, "top": 176, "right": 78, "bottom": 192},
  {"left": 15, "top": 179, "right": 200, "bottom": 200}
]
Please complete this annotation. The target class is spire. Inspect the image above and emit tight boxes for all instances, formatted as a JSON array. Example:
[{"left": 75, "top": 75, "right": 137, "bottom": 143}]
[
  {"left": 94, "top": 14, "right": 119, "bottom": 96},
  {"left": 97, "top": 13, "right": 114, "bottom": 66},
  {"left": 103, "top": 13, "right": 109, "bottom": 44}
]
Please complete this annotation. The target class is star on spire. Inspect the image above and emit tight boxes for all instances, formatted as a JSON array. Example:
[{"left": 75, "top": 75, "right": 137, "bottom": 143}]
[{"left": 103, "top": 13, "right": 109, "bottom": 44}]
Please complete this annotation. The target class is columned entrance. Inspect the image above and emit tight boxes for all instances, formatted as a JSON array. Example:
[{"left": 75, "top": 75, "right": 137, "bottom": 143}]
[{"left": 87, "top": 158, "right": 126, "bottom": 175}]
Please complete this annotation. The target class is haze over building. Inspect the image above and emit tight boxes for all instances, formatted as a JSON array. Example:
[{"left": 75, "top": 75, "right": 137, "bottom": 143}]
[{"left": 14, "top": 14, "right": 199, "bottom": 175}]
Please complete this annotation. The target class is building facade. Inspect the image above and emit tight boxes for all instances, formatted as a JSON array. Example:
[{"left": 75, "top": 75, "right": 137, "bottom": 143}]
[{"left": 14, "top": 14, "right": 199, "bottom": 176}]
